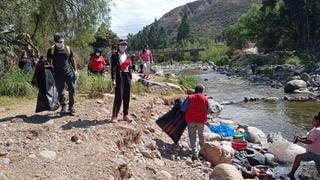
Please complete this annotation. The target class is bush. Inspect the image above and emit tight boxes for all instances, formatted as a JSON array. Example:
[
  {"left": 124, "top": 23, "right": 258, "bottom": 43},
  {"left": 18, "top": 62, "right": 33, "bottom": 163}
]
[
  {"left": 77, "top": 71, "right": 112, "bottom": 94},
  {"left": 131, "top": 81, "right": 146, "bottom": 95},
  {"left": 178, "top": 76, "right": 198, "bottom": 89},
  {"left": 0, "top": 69, "right": 35, "bottom": 97},
  {"left": 215, "top": 55, "right": 231, "bottom": 66},
  {"left": 286, "top": 56, "right": 301, "bottom": 65}
]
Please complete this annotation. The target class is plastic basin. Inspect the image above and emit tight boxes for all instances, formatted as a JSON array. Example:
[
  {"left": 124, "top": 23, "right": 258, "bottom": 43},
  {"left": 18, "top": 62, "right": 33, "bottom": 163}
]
[{"left": 231, "top": 139, "right": 248, "bottom": 150}]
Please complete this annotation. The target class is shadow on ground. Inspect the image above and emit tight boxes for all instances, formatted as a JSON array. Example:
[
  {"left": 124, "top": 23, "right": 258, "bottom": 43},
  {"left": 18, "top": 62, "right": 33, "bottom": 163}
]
[
  {"left": 155, "top": 138, "right": 190, "bottom": 160},
  {"left": 0, "top": 114, "right": 61, "bottom": 124},
  {"left": 61, "top": 119, "right": 112, "bottom": 130}
]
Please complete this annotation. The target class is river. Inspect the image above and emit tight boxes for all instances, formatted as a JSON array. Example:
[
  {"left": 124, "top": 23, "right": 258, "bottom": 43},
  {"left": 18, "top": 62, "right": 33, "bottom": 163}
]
[{"left": 196, "top": 71, "right": 320, "bottom": 140}]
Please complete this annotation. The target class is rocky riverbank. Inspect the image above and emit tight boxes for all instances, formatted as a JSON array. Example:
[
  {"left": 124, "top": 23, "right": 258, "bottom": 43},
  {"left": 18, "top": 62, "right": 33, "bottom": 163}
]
[{"left": 0, "top": 70, "right": 317, "bottom": 179}]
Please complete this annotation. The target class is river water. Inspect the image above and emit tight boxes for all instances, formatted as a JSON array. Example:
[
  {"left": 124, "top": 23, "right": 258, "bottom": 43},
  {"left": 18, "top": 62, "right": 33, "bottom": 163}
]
[{"left": 196, "top": 71, "right": 320, "bottom": 139}]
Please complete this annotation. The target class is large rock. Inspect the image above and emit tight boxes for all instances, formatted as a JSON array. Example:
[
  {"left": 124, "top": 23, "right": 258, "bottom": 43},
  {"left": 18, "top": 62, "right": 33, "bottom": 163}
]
[
  {"left": 269, "top": 139, "right": 305, "bottom": 163},
  {"left": 284, "top": 80, "right": 307, "bottom": 93},
  {"left": 247, "top": 126, "right": 267, "bottom": 145},
  {"left": 210, "top": 163, "right": 244, "bottom": 180},
  {"left": 200, "top": 141, "right": 232, "bottom": 166}
]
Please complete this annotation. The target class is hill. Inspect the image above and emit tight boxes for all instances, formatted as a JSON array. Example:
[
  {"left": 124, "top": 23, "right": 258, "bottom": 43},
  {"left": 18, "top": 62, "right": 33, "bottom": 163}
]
[{"left": 158, "top": 0, "right": 260, "bottom": 41}]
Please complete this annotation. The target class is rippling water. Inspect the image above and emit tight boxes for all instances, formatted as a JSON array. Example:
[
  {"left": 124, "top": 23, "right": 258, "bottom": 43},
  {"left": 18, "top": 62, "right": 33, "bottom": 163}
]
[{"left": 196, "top": 72, "right": 320, "bottom": 139}]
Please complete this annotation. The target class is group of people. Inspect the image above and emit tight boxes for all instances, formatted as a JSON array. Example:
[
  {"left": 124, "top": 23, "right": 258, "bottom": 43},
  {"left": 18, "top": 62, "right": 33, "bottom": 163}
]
[
  {"left": 29, "top": 32, "right": 320, "bottom": 178},
  {"left": 87, "top": 43, "right": 153, "bottom": 80}
]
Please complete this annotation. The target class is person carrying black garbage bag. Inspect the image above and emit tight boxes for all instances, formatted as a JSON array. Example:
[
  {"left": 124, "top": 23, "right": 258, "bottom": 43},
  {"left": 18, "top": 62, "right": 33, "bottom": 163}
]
[
  {"left": 47, "top": 33, "right": 78, "bottom": 115},
  {"left": 110, "top": 39, "right": 133, "bottom": 123}
]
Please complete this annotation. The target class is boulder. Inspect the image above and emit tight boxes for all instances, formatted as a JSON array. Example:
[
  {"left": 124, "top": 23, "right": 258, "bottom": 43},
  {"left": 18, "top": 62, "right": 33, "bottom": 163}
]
[
  {"left": 310, "top": 75, "right": 320, "bottom": 88},
  {"left": 301, "top": 73, "right": 311, "bottom": 82},
  {"left": 210, "top": 163, "right": 244, "bottom": 180},
  {"left": 269, "top": 139, "right": 306, "bottom": 163},
  {"left": 284, "top": 80, "right": 307, "bottom": 93},
  {"left": 247, "top": 126, "right": 267, "bottom": 145},
  {"left": 200, "top": 141, "right": 232, "bottom": 166},
  {"left": 204, "top": 132, "right": 221, "bottom": 142}
]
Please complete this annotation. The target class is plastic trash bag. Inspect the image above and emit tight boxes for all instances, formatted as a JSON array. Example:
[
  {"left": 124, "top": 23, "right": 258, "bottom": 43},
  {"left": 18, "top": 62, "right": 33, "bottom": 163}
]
[
  {"left": 269, "top": 139, "right": 306, "bottom": 163},
  {"left": 32, "top": 60, "right": 59, "bottom": 113},
  {"left": 209, "top": 124, "right": 235, "bottom": 138}
]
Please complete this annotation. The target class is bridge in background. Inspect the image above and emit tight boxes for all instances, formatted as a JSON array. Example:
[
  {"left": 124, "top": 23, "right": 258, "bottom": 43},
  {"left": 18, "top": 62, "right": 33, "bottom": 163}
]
[{"left": 129, "top": 48, "right": 205, "bottom": 62}]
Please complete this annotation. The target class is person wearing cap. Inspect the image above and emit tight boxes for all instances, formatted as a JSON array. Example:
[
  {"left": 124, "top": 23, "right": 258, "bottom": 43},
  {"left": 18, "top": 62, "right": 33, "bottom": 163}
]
[
  {"left": 47, "top": 33, "right": 77, "bottom": 115},
  {"left": 181, "top": 84, "right": 215, "bottom": 160},
  {"left": 110, "top": 39, "right": 132, "bottom": 123},
  {"left": 139, "top": 44, "right": 153, "bottom": 79},
  {"left": 88, "top": 48, "right": 106, "bottom": 75}
]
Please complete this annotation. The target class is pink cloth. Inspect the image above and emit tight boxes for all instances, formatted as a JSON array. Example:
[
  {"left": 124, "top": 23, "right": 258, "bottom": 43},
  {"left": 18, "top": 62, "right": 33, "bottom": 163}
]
[
  {"left": 306, "top": 127, "right": 320, "bottom": 154},
  {"left": 140, "top": 50, "right": 153, "bottom": 62}
]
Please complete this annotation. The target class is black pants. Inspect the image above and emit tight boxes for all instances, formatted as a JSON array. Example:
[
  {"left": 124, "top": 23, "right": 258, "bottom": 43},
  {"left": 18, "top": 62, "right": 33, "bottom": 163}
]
[
  {"left": 112, "top": 72, "right": 131, "bottom": 117},
  {"left": 55, "top": 74, "right": 76, "bottom": 108}
]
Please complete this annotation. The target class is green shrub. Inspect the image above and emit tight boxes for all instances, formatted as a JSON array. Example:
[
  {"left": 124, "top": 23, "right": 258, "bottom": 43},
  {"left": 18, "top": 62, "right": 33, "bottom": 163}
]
[
  {"left": 132, "top": 81, "right": 146, "bottom": 95},
  {"left": 286, "top": 56, "right": 301, "bottom": 65},
  {"left": 178, "top": 76, "right": 198, "bottom": 89},
  {"left": 0, "top": 69, "right": 35, "bottom": 97},
  {"left": 215, "top": 55, "right": 231, "bottom": 66},
  {"left": 77, "top": 70, "right": 112, "bottom": 94}
]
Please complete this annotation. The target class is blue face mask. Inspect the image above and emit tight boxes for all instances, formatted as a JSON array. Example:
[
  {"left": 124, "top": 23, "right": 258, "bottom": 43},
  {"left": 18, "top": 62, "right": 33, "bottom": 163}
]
[{"left": 119, "top": 45, "right": 127, "bottom": 52}]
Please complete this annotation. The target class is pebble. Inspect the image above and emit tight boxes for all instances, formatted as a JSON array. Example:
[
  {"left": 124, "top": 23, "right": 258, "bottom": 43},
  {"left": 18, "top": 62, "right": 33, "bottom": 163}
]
[
  {"left": 28, "top": 154, "right": 36, "bottom": 159},
  {"left": 140, "top": 150, "right": 153, "bottom": 159},
  {"left": 1, "top": 158, "right": 10, "bottom": 164},
  {"left": 0, "top": 152, "right": 8, "bottom": 157},
  {"left": 39, "top": 150, "right": 56, "bottom": 160},
  {"left": 154, "top": 159, "right": 165, "bottom": 166}
]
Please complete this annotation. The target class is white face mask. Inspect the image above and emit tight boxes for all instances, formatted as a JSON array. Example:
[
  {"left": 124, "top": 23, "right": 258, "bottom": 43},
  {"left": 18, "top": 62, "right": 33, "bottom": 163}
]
[
  {"left": 55, "top": 42, "right": 64, "bottom": 49},
  {"left": 119, "top": 45, "right": 127, "bottom": 52},
  {"left": 96, "top": 52, "right": 101, "bottom": 56}
]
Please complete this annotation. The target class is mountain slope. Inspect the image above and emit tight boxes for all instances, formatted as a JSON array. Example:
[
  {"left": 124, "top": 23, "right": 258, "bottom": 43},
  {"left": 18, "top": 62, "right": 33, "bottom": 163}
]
[{"left": 157, "top": 0, "right": 260, "bottom": 41}]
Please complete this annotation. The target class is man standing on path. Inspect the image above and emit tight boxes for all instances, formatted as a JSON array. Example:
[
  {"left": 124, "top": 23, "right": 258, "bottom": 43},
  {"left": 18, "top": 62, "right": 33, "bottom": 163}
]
[
  {"left": 182, "top": 84, "right": 214, "bottom": 160},
  {"left": 47, "top": 33, "right": 78, "bottom": 115}
]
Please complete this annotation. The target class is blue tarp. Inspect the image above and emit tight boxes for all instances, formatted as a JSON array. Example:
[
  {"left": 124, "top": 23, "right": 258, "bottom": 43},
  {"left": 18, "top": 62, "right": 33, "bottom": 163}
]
[{"left": 209, "top": 124, "right": 235, "bottom": 137}]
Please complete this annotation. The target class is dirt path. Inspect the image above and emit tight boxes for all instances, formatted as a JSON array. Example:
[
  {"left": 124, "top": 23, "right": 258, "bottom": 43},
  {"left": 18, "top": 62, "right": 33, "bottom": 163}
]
[{"left": 0, "top": 92, "right": 212, "bottom": 179}]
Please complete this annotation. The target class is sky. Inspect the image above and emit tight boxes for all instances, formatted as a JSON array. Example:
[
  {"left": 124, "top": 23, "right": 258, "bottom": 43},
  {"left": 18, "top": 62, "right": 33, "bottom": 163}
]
[{"left": 110, "top": 0, "right": 195, "bottom": 38}]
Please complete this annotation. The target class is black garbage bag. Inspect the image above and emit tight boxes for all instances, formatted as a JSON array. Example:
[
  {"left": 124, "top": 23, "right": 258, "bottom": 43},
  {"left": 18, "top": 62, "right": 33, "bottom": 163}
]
[
  {"left": 32, "top": 60, "right": 59, "bottom": 113},
  {"left": 156, "top": 99, "right": 187, "bottom": 144}
]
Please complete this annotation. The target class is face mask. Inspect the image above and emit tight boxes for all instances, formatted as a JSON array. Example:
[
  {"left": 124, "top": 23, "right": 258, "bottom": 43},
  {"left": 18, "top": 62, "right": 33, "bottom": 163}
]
[
  {"left": 55, "top": 42, "right": 64, "bottom": 49},
  {"left": 96, "top": 53, "right": 101, "bottom": 56},
  {"left": 119, "top": 45, "right": 127, "bottom": 52}
]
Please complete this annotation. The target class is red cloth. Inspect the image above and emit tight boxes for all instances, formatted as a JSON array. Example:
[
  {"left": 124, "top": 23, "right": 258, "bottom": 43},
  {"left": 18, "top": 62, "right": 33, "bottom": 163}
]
[
  {"left": 185, "top": 94, "right": 208, "bottom": 124},
  {"left": 89, "top": 55, "right": 106, "bottom": 72}
]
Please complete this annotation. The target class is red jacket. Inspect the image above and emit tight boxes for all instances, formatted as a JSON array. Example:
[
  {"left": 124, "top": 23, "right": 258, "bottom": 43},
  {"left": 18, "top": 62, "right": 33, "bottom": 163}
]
[
  {"left": 89, "top": 55, "right": 106, "bottom": 72},
  {"left": 185, "top": 93, "right": 208, "bottom": 124}
]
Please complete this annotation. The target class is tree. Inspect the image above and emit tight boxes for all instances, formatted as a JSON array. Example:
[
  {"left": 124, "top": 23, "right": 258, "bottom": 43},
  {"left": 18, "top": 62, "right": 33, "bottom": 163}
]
[
  {"left": 177, "top": 14, "right": 190, "bottom": 42},
  {"left": 91, "top": 23, "right": 118, "bottom": 49}
]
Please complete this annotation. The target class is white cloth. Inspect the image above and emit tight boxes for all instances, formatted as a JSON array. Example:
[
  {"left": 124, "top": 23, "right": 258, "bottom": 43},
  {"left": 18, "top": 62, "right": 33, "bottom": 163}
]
[
  {"left": 143, "top": 61, "right": 151, "bottom": 77},
  {"left": 119, "top": 53, "right": 129, "bottom": 72}
]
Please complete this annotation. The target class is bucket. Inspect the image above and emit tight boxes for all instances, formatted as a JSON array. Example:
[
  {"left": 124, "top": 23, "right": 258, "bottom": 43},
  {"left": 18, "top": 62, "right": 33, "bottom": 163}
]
[{"left": 231, "top": 139, "right": 248, "bottom": 150}]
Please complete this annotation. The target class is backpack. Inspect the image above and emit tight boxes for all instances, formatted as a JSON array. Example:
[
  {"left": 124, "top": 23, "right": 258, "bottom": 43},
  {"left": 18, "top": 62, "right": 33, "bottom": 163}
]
[{"left": 50, "top": 45, "right": 71, "bottom": 57}]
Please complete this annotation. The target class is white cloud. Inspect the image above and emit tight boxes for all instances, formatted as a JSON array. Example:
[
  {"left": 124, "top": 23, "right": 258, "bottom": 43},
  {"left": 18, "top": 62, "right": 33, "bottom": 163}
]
[{"left": 110, "top": 0, "right": 195, "bottom": 37}]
